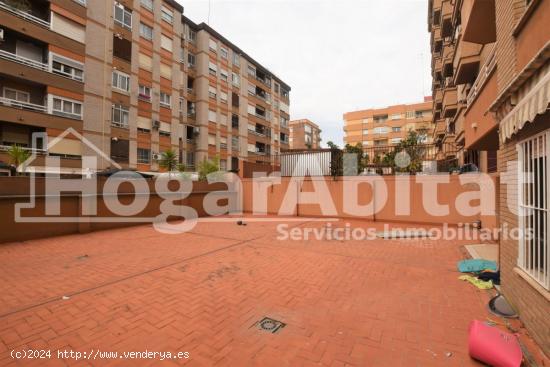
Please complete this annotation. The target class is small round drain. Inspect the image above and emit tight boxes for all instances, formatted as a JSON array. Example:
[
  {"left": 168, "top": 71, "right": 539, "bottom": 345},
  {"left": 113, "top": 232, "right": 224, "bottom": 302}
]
[
  {"left": 254, "top": 317, "right": 286, "bottom": 334},
  {"left": 260, "top": 320, "right": 277, "bottom": 331}
]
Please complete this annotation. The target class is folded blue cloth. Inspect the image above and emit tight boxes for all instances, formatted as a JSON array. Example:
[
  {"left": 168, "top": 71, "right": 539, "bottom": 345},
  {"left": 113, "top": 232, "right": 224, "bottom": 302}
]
[{"left": 457, "top": 259, "right": 498, "bottom": 273}]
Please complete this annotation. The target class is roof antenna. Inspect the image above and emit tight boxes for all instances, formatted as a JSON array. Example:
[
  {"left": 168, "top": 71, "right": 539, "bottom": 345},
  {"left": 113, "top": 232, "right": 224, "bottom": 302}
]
[{"left": 207, "top": 0, "right": 211, "bottom": 24}]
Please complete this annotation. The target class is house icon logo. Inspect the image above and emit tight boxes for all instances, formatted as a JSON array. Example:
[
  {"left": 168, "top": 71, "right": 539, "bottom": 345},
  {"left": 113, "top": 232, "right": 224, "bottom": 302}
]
[{"left": 19, "top": 127, "right": 121, "bottom": 176}]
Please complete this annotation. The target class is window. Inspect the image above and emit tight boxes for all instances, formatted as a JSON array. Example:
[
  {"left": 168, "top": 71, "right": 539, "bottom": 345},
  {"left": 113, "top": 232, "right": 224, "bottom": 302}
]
[
  {"left": 232, "top": 72, "right": 240, "bottom": 87},
  {"left": 111, "top": 104, "right": 129, "bottom": 128},
  {"left": 391, "top": 113, "right": 401, "bottom": 120},
  {"left": 415, "top": 110, "right": 426, "bottom": 118},
  {"left": 114, "top": 4, "right": 132, "bottom": 29},
  {"left": 374, "top": 115, "right": 388, "bottom": 123},
  {"left": 208, "top": 110, "right": 216, "bottom": 122},
  {"left": 363, "top": 129, "right": 369, "bottom": 135},
  {"left": 208, "top": 85, "right": 217, "bottom": 99},
  {"left": 392, "top": 126, "right": 401, "bottom": 132},
  {"left": 220, "top": 47, "right": 228, "bottom": 59},
  {"left": 186, "top": 151, "right": 195, "bottom": 167},
  {"left": 517, "top": 131, "right": 550, "bottom": 289},
  {"left": 220, "top": 159, "right": 227, "bottom": 171},
  {"left": 209, "top": 39, "right": 217, "bottom": 52},
  {"left": 110, "top": 139, "right": 129, "bottom": 162},
  {"left": 161, "top": 6, "right": 173, "bottom": 23},
  {"left": 51, "top": 54, "right": 84, "bottom": 81},
  {"left": 391, "top": 138, "right": 402, "bottom": 144},
  {"left": 247, "top": 65, "right": 256, "bottom": 76},
  {"left": 3, "top": 88, "right": 30, "bottom": 103},
  {"left": 232, "top": 92, "right": 239, "bottom": 107},
  {"left": 373, "top": 126, "right": 388, "bottom": 134},
  {"left": 160, "top": 34, "right": 173, "bottom": 52},
  {"left": 274, "top": 83, "right": 280, "bottom": 94},
  {"left": 159, "top": 122, "right": 171, "bottom": 136},
  {"left": 160, "top": 63, "right": 171, "bottom": 79},
  {"left": 137, "top": 116, "right": 151, "bottom": 132},
  {"left": 137, "top": 148, "right": 151, "bottom": 164},
  {"left": 113, "top": 36, "right": 132, "bottom": 62},
  {"left": 220, "top": 91, "right": 227, "bottom": 103},
  {"left": 220, "top": 69, "right": 229, "bottom": 82},
  {"left": 138, "top": 85, "right": 151, "bottom": 101},
  {"left": 112, "top": 70, "right": 130, "bottom": 92},
  {"left": 139, "top": 23, "right": 153, "bottom": 40},
  {"left": 187, "top": 29, "right": 196, "bottom": 43},
  {"left": 208, "top": 134, "right": 216, "bottom": 145},
  {"left": 231, "top": 114, "right": 239, "bottom": 129},
  {"left": 51, "top": 96, "right": 82, "bottom": 119},
  {"left": 406, "top": 111, "right": 414, "bottom": 119},
  {"left": 141, "top": 0, "right": 153, "bottom": 10},
  {"left": 187, "top": 53, "right": 196, "bottom": 68},
  {"left": 138, "top": 52, "right": 152, "bottom": 70},
  {"left": 208, "top": 62, "right": 217, "bottom": 75},
  {"left": 160, "top": 92, "right": 171, "bottom": 108},
  {"left": 232, "top": 52, "right": 240, "bottom": 67}
]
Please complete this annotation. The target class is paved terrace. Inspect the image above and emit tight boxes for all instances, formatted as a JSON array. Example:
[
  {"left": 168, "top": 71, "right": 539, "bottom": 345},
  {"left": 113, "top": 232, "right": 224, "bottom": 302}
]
[{"left": 0, "top": 218, "right": 541, "bottom": 366}]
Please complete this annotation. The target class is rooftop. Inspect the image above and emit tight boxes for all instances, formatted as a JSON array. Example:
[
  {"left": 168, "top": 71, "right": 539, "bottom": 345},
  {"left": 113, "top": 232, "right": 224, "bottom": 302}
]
[{"left": 0, "top": 217, "right": 544, "bottom": 365}]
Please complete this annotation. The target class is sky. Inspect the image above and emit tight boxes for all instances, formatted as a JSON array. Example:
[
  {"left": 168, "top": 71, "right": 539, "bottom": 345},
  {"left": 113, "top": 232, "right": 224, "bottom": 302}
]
[{"left": 179, "top": 0, "right": 432, "bottom": 147}]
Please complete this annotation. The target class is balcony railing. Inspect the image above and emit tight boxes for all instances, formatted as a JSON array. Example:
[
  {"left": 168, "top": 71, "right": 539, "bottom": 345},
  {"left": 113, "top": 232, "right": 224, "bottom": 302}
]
[
  {"left": 0, "top": 1, "right": 50, "bottom": 28},
  {"left": 0, "top": 144, "right": 46, "bottom": 154},
  {"left": 467, "top": 46, "right": 496, "bottom": 107},
  {"left": 0, "top": 96, "right": 47, "bottom": 113},
  {"left": 0, "top": 49, "right": 48, "bottom": 71}
]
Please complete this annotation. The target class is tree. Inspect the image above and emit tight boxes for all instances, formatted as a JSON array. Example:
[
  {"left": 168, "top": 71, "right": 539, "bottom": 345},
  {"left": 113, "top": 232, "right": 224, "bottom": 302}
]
[
  {"left": 326, "top": 141, "right": 339, "bottom": 150},
  {"left": 7, "top": 145, "right": 31, "bottom": 176},
  {"left": 157, "top": 149, "right": 179, "bottom": 173},
  {"left": 197, "top": 156, "right": 220, "bottom": 181},
  {"left": 344, "top": 142, "right": 368, "bottom": 175},
  {"left": 388, "top": 131, "right": 425, "bottom": 174}
]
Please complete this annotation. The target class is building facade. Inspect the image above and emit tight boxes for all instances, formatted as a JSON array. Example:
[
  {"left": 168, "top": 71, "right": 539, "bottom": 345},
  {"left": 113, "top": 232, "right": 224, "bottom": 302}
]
[
  {"left": 289, "top": 119, "right": 321, "bottom": 150},
  {"left": 0, "top": 0, "right": 290, "bottom": 175},
  {"left": 429, "top": 0, "right": 550, "bottom": 354},
  {"left": 343, "top": 99, "right": 434, "bottom": 150}
]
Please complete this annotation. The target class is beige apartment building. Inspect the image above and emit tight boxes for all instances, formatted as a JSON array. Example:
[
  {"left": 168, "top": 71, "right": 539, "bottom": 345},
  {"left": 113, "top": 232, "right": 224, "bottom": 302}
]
[
  {"left": 343, "top": 99, "right": 434, "bottom": 151},
  {"left": 289, "top": 119, "right": 321, "bottom": 149},
  {"left": 0, "top": 0, "right": 290, "bottom": 175},
  {"left": 428, "top": 0, "right": 550, "bottom": 353}
]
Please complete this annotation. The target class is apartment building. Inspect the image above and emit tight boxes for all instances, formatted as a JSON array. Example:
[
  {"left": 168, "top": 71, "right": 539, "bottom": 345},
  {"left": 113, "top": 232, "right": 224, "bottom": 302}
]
[
  {"left": 0, "top": 0, "right": 290, "bottom": 175},
  {"left": 429, "top": 0, "right": 550, "bottom": 353},
  {"left": 289, "top": 119, "right": 321, "bottom": 150},
  {"left": 428, "top": 0, "right": 499, "bottom": 172},
  {"left": 343, "top": 99, "right": 434, "bottom": 151},
  {"left": 181, "top": 17, "right": 291, "bottom": 171}
]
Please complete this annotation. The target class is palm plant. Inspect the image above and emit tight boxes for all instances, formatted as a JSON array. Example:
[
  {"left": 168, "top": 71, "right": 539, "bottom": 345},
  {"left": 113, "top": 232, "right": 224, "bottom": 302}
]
[
  {"left": 7, "top": 145, "right": 31, "bottom": 176},
  {"left": 157, "top": 149, "right": 179, "bottom": 174}
]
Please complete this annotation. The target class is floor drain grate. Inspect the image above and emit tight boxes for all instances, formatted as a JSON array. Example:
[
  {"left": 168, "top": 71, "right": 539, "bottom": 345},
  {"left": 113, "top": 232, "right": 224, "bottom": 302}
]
[{"left": 254, "top": 317, "right": 286, "bottom": 334}]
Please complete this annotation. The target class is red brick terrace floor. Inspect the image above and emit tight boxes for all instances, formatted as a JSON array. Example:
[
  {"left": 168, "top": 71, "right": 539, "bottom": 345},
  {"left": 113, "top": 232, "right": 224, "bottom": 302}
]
[{"left": 0, "top": 218, "right": 544, "bottom": 366}]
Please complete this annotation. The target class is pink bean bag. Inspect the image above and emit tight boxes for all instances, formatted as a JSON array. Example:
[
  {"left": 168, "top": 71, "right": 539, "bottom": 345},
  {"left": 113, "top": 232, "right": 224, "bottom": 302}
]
[{"left": 468, "top": 320, "right": 522, "bottom": 367}]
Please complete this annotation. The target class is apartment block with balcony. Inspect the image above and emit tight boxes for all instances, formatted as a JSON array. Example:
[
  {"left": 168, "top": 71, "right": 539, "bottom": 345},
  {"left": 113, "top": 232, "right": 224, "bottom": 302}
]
[
  {"left": 343, "top": 99, "right": 434, "bottom": 152},
  {"left": 428, "top": 0, "right": 499, "bottom": 172},
  {"left": 0, "top": 0, "right": 88, "bottom": 173},
  {"left": 289, "top": 119, "right": 322, "bottom": 150},
  {"left": 181, "top": 16, "right": 291, "bottom": 171}
]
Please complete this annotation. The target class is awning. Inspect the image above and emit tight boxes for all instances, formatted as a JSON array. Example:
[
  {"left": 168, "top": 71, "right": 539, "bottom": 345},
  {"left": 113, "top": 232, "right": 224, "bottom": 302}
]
[{"left": 499, "top": 61, "right": 550, "bottom": 142}]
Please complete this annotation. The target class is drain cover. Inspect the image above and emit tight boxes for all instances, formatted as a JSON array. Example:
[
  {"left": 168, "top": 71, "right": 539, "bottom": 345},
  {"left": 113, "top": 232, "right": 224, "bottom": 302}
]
[{"left": 254, "top": 317, "right": 286, "bottom": 334}]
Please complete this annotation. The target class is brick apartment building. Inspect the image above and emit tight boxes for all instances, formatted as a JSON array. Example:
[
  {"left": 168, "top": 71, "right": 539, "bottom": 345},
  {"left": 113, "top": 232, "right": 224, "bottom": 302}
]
[
  {"left": 343, "top": 99, "right": 434, "bottom": 151},
  {"left": 289, "top": 119, "right": 321, "bottom": 150},
  {"left": 428, "top": 0, "right": 550, "bottom": 353},
  {"left": 0, "top": 0, "right": 290, "bottom": 175}
]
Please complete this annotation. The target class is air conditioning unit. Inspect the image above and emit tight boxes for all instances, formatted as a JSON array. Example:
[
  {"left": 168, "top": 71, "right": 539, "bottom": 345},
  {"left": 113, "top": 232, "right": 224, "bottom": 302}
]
[
  {"left": 152, "top": 120, "right": 160, "bottom": 129},
  {"left": 152, "top": 153, "right": 161, "bottom": 160},
  {"left": 0, "top": 28, "right": 4, "bottom": 42},
  {"left": 193, "top": 127, "right": 200, "bottom": 136}
]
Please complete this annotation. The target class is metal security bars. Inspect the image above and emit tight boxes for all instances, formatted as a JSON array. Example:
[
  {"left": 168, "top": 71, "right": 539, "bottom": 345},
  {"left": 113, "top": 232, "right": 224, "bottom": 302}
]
[{"left": 518, "top": 130, "right": 550, "bottom": 290}]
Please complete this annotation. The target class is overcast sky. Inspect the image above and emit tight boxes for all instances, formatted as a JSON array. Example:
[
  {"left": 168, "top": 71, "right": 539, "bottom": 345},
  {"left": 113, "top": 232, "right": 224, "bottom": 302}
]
[{"left": 179, "top": 0, "right": 432, "bottom": 147}]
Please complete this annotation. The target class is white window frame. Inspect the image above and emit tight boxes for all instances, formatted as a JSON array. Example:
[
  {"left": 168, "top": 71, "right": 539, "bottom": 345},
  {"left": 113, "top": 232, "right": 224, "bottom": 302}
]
[
  {"left": 49, "top": 95, "right": 83, "bottom": 120},
  {"left": 187, "top": 53, "right": 196, "bottom": 68},
  {"left": 187, "top": 29, "right": 196, "bottom": 43},
  {"left": 139, "top": 22, "right": 153, "bottom": 40},
  {"left": 114, "top": 4, "right": 132, "bottom": 30},
  {"left": 232, "top": 72, "right": 240, "bottom": 87},
  {"left": 161, "top": 6, "right": 173, "bottom": 23},
  {"left": 138, "top": 85, "right": 151, "bottom": 101},
  {"left": 111, "top": 104, "right": 129, "bottom": 128},
  {"left": 209, "top": 39, "right": 217, "bottom": 52},
  {"left": 233, "top": 52, "right": 240, "bottom": 67},
  {"left": 50, "top": 53, "right": 84, "bottom": 82},
  {"left": 112, "top": 70, "right": 130, "bottom": 92},
  {"left": 140, "top": 0, "right": 153, "bottom": 11},
  {"left": 137, "top": 148, "right": 151, "bottom": 164},
  {"left": 517, "top": 130, "right": 550, "bottom": 290},
  {"left": 159, "top": 92, "right": 171, "bottom": 108},
  {"left": 3, "top": 87, "right": 30, "bottom": 103},
  {"left": 220, "top": 47, "right": 228, "bottom": 59}
]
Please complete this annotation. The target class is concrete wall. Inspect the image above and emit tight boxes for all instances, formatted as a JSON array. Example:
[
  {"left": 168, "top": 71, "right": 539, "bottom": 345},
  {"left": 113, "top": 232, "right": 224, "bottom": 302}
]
[
  {"left": 0, "top": 177, "right": 231, "bottom": 244},
  {"left": 241, "top": 174, "right": 499, "bottom": 229}
]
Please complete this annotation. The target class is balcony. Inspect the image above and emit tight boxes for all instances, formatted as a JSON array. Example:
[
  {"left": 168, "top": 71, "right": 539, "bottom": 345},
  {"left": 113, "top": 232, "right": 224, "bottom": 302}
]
[
  {"left": 441, "top": 0, "right": 453, "bottom": 38},
  {"left": 0, "top": 0, "right": 50, "bottom": 29},
  {"left": 442, "top": 87, "right": 458, "bottom": 118},
  {"left": 453, "top": 37, "right": 483, "bottom": 85},
  {"left": 461, "top": 0, "right": 496, "bottom": 44}
]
